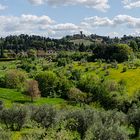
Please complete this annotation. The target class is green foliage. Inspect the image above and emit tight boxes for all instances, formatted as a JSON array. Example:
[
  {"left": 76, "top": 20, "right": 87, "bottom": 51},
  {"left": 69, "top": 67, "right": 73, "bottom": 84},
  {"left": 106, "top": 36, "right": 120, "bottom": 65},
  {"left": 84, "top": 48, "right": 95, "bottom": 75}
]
[
  {"left": 93, "top": 43, "right": 132, "bottom": 62},
  {"left": 67, "top": 87, "right": 87, "bottom": 105},
  {"left": 5, "top": 69, "right": 27, "bottom": 90},
  {"left": 84, "top": 110, "right": 128, "bottom": 140},
  {"left": 0, "top": 105, "right": 27, "bottom": 131},
  {"left": 78, "top": 74, "right": 100, "bottom": 93},
  {"left": 128, "top": 105, "right": 140, "bottom": 138},
  {"left": 35, "top": 71, "right": 58, "bottom": 97},
  {"left": 27, "top": 49, "right": 37, "bottom": 58},
  {"left": 18, "top": 59, "right": 37, "bottom": 72},
  {"left": 57, "top": 76, "right": 73, "bottom": 99},
  {"left": 122, "top": 66, "right": 127, "bottom": 72},
  {"left": 0, "top": 104, "right": 135, "bottom": 140},
  {"left": 0, "top": 130, "right": 12, "bottom": 140},
  {"left": 130, "top": 40, "right": 138, "bottom": 51},
  {"left": 45, "top": 124, "right": 80, "bottom": 140},
  {"left": 85, "top": 123, "right": 128, "bottom": 140},
  {"left": 57, "top": 58, "right": 72, "bottom": 67},
  {"left": 70, "top": 69, "right": 82, "bottom": 81},
  {"left": 30, "top": 105, "right": 57, "bottom": 128}
]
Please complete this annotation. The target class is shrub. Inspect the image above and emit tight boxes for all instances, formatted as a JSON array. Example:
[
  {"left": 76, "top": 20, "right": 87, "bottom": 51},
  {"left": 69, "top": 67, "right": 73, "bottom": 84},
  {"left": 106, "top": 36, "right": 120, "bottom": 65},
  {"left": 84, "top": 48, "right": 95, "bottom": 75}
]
[
  {"left": 44, "top": 124, "right": 80, "bottom": 140},
  {"left": 0, "top": 106, "right": 27, "bottom": 131},
  {"left": 70, "top": 69, "right": 82, "bottom": 81},
  {"left": 0, "top": 76, "right": 5, "bottom": 88},
  {"left": 5, "top": 69, "right": 27, "bottom": 90},
  {"left": 127, "top": 105, "right": 140, "bottom": 138},
  {"left": 78, "top": 74, "right": 100, "bottom": 93},
  {"left": 30, "top": 105, "right": 57, "bottom": 128},
  {"left": 57, "top": 58, "right": 72, "bottom": 67},
  {"left": 67, "top": 88, "right": 87, "bottom": 106},
  {"left": 84, "top": 110, "right": 128, "bottom": 140},
  {"left": 57, "top": 76, "right": 73, "bottom": 99},
  {"left": 122, "top": 67, "right": 127, "bottom": 73},
  {"left": 35, "top": 71, "right": 58, "bottom": 97},
  {"left": 93, "top": 43, "right": 132, "bottom": 62},
  {"left": 0, "top": 130, "right": 12, "bottom": 140},
  {"left": 65, "top": 110, "right": 86, "bottom": 139},
  {"left": 85, "top": 123, "right": 128, "bottom": 140},
  {"left": 21, "top": 128, "right": 45, "bottom": 140},
  {"left": 104, "top": 70, "right": 110, "bottom": 76},
  {"left": 18, "top": 61, "right": 37, "bottom": 72}
]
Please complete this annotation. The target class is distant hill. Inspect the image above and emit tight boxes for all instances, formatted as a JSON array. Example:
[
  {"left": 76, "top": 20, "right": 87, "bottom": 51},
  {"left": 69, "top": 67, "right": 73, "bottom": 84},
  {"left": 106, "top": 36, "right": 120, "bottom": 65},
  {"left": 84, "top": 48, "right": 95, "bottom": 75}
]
[{"left": 69, "top": 39, "right": 94, "bottom": 46}]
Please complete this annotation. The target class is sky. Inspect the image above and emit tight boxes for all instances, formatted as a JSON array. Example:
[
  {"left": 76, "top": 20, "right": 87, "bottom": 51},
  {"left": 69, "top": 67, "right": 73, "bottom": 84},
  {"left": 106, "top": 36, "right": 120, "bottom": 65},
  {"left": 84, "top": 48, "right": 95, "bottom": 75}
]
[{"left": 0, "top": 0, "right": 140, "bottom": 38}]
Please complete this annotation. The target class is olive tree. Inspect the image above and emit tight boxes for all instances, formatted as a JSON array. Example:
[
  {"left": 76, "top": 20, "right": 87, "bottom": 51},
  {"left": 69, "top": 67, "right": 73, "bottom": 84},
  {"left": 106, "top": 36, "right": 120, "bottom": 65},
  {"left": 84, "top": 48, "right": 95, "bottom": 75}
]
[
  {"left": 128, "top": 105, "right": 140, "bottom": 138},
  {"left": 0, "top": 106, "right": 27, "bottom": 131},
  {"left": 30, "top": 105, "right": 57, "bottom": 128}
]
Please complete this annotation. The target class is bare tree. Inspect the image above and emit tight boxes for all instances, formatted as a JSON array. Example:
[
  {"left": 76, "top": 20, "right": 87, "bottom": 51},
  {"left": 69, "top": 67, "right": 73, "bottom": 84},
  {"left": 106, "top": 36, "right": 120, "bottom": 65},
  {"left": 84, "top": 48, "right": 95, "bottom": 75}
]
[{"left": 25, "top": 80, "right": 41, "bottom": 102}]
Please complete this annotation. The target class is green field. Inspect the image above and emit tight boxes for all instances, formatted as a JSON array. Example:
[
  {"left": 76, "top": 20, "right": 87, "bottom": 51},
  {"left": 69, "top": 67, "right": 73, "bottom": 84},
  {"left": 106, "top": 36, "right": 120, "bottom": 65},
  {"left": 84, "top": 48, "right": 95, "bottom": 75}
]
[
  {"left": 70, "top": 62, "right": 140, "bottom": 96},
  {"left": 0, "top": 88, "right": 66, "bottom": 107}
]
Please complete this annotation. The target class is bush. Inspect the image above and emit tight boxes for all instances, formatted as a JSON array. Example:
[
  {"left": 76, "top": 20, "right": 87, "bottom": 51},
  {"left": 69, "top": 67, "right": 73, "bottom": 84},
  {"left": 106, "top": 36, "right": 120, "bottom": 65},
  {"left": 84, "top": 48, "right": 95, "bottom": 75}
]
[
  {"left": 122, "top": 67, "right": 127, "bottom": 73},
  {"left": 0, "top": 130, "right": 12, "bottom": 140},
  {"left": 78, "top": 74, "right": 100, "bottom": 93},
  {"left": 57, "top": 58, "right": 72, "bottom": 67},
  {"left": 57, "top": 76, "right": 73, "bottom": 99},
  {"left": 18, "top": 60, "right": 37, "bottom": 72},
  {"left": 0, "top": 76, "right": 5, "bottom": 88},
  {"left": 127, "top": 105, "right": 140, "bottom": 138},
  {"left": 104, "top": 70, "right": 110, "bottom": 76},
  {"left": 84, "top": 110, "right": 128, "bottom": 140},
  {"left": 30, "top": 105, "right": 57, "bottom": 128},
  {"left": 21, "top": 128, "right": 45, "bottom": 140},
  {"left": 0, "top": 106, "right": 27, "bottom": 131},
  {"left": 5, "top": 69, "right": 27, "bottom": 90},
  {"left": 93, "top": 43, "right": 132, "bottom": 62},
  {"left": 35, "top": 71, "right": 58, "bottom": 97},
  {"left": 69, "top": 69, "right": 82, "bottom": 81},
  {"left": 85, "top": 123, "right": 128, "bottom": 140},
  {"left": 65, "top": 110, "right": 86, "bottom": 139},
  {"left": 67, "top": 88, "right": 87, "bottom": 106},
  {"left": 44, "top": 125, "right": 80, "bottom": 140}
]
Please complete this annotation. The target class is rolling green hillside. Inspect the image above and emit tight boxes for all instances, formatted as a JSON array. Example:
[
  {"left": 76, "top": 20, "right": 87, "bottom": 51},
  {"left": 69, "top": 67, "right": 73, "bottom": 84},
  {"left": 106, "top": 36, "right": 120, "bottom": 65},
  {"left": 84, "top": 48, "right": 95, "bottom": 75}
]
[{"left": 71, "top": 62, "right": 140, "bottom": 96}]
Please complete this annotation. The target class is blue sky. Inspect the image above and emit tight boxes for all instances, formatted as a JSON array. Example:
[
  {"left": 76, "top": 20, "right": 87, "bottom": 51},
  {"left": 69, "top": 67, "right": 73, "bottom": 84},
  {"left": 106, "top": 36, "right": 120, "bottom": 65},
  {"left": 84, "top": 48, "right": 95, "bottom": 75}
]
[{"left": 0, "top": 0, "right": 140, "bottom": 38}]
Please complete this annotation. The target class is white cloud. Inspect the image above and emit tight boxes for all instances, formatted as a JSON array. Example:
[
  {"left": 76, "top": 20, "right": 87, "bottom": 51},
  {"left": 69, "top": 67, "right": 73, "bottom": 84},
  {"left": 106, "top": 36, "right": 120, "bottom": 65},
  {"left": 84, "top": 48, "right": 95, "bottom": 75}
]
[
  {"left": 0, "top": 14, "right": 81, "bottom": 37},
  {"left": 1, "top": 14, "right": 140, "bottom": 37},
  {"left": 83, "top": 16, "right": 113, "bottom": 27},
  {"left": 28, "top": 0, "right": 110, "bottom": 11},
  {"left": 0, "top": 14, "right": 55, "bottom": 36},
  {"left": 82, "top": 15, "right": 140, "bottom": 28},
  {"left": 113, "top": 15, "right": 140, "bottom": 28},
  {"left": 51, "top": 23, "right": 79, "bottom": 31},
  {"left": 0, "top": 4, "right": 7, "bottom": 10},
  {"left": 122, "top": 0, "right": 140, "bottom": 9},
  {"left": 21, "top": 14, "right": 54, "bottom": 25},
  {"left": 28, "top": 0, "right": 44, "bottom": 5}
]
